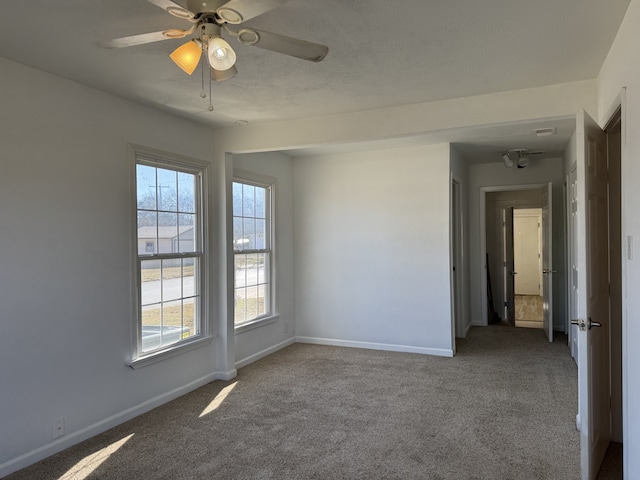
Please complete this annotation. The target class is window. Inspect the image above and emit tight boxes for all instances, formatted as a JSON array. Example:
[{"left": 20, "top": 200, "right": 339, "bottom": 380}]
[
  {"left": 133, "top": 147, "right": 208, "bottom": 361},
  {"left": 233, "top": 176, "right": 273, "bottom": 326}
]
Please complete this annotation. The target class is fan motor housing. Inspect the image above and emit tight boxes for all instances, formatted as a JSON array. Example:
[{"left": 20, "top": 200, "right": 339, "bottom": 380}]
[{"left": 186, "top": 0, "right": 226, "bottom": 15}]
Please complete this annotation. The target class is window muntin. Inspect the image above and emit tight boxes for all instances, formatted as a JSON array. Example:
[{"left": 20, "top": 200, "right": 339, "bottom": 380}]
[
  {"left": 233, "top": 180, "right": 272, "bottom": 325},
  {"left": 135, "top": 155, "right": 205, "bottom": 357}
]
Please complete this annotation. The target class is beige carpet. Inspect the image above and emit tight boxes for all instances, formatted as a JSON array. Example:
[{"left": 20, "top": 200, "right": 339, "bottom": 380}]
[{"left": 6, "top": 326, "right": 581, "bottom": 480}]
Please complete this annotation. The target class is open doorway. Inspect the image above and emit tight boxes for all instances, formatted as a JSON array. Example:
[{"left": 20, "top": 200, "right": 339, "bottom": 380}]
[{"left": 513, "top": 208, "right": 543, "bottom": 329}]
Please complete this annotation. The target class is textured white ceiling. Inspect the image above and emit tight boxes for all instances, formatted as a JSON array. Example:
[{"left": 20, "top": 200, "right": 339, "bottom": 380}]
[{"left": 0, "top": 0, "right": 629, "bottom": 128}]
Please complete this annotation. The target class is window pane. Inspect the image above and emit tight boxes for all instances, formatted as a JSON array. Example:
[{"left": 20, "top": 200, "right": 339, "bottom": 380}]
[
  {"left": 243, "top": 218, "right": 255, "bottom": 249},
  {"left": 162, "top": 259, "right": 182, "bottom": 302},
  {"left": 242, "top": 184, "right": 255, "bottom": 217},
  {"left": 246, "top": 253, "right": 258, "bottom": 287},
  {"left": 257, "top": 253, "right": 266, "bottom": 284},
  {"left": 255, "top": 187, "right": 266, "bottom": 218},
  {"left": 233, "top": 217, "right": 245, "bottom": 251},
  {"left": 137, "top": 165, "right": 157, "bottom": 210},
  {"left": 178, "top": 214, "right": 196, "bottom": 253},
  {"left": 182, "top": 258, "right": 196, "bottom": 299},
  {"left": 141, "top": 300, "right": 192, "bottom": 353},
  {"left": 235, "top": 254, "right": 247, "bottom": 288},
  {"left": 256, "top": 219, "right": 266, "bottom": 249},
  {"left": 141, "top": 305, "right": 162, "bottom": 353},
  {"left": 257, "top": 284, "right": 267, "bottom": 317},
  {"left": 157, "top": 168, "right": 178, "bottom": 212},
  {"left": 140, "top": 259, "right": 161, "bottom": 305},
  {"left": 183, "top": 298, "right": 197, "bottom": 337},
  {"left": 157, "top": 212, "right": 178, "bottom": 254},
  {"left": 232, "top": 182, "right": 243, "bottom": 216},
  {"left": 234, "top": 293, "right": 247, "bottom": 325},
  {"left": 137, "top": 211, "right": 157, "bottom": 255},
  {"left": 177, "top": 172, "right": 196, "bottom": 213}
]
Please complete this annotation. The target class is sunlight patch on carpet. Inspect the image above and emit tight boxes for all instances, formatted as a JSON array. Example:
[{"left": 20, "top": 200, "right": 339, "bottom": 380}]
[
  {"left": 59, "top": 433, "right": 134, "bottom": 480},
  {"left": 199, "top": 383, "right": 237, "bottom": 418}
]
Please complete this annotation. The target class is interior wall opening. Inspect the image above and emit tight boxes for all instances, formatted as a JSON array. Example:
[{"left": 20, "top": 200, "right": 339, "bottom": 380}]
[{"left": 512, "top": 208, "right": 544, "bottom": 329}]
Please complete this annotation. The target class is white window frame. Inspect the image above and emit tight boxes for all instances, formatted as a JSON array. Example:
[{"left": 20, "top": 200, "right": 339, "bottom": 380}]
[
  {"left": 128, "top": 144, "right": 211, "bottom": 369},
  {"left": 233, "top": 170, "right": 277, "bottom": 332}
]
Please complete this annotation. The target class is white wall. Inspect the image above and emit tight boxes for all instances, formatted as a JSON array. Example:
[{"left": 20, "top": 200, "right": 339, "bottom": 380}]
[
  {"left": 232, "top": 152, "right": 296, "bottom": 367},
  {"left": 597, "top": 0, "right": 640, "bottom": 475},
  {"left": 0, "top": 58, "right": 220, "bottom": 476},
  {"left": 467, "top": 158, "right": 566, "bottom": 330},
  {"left": 214, "top": 81, "right": 596, "bottom": 153},
  {"left": 293, "top": 144, "right": 454, "bottom": 356}
]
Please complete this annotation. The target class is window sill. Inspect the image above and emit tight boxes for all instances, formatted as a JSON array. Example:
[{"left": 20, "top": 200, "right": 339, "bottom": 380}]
[
  {"left": 235, "top": 314, "right": 280, "bottom": 334},
  {"left": 127, "top": 335, "right": 214, "bottom": 370}
]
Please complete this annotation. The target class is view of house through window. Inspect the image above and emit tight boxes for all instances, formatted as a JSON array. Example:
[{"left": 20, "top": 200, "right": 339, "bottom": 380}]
[
  {"left": 135, "top": 157, "right": 205, "bottom": 356},
  {"left": 233, "top": 179, "right": 272, "bottom": 325}
]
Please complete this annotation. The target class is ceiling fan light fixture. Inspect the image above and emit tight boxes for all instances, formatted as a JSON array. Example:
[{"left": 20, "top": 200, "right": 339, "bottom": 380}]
[
  {"left": 170, "top": 39, "right": 203, "bottom": 75},
  {"left": 502, "top": 152, "right": 514, "bottom": 168},
  {"left": 237, "top": 29, "right": 260, "bottom": 46},
  {"left": 517, "top": 156, "right": 529, "bottom": 169},
  {"left": 166, "top": 6, "right": 195, "bottom": 21},
  {"left": 208, "top": 36, "right": 236, "bottom": 70},
  {"left": 217, "top": 7, "right": 243, "bottom": 24},
  {"left": 163, "top": 28, "right": 189, "bottom": 39},
  {"left": 212, "top": 65, "right": 238, "bottom": 82}
]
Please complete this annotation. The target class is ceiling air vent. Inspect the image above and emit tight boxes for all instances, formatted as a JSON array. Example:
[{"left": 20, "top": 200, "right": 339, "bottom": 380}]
[{"left": 534, "top": 127, "right": 557, "bottom": 137}]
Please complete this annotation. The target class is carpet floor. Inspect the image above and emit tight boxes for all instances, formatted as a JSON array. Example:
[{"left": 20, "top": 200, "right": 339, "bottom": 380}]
[{"left": 6, "top": 326, "right": 582, "bottom": 479}]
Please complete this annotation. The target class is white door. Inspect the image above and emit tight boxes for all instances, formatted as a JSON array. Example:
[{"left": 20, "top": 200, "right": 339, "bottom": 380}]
[
  {"left": 504, "top": 207, "right": 515, "bottom": 326},
  {"left": 575, "top": 110, "right": 610, "bottom": 480},
  {"left": 568, "top": 167, "right": 579, "bottom": 364},
  {"left": 541, "top": 183, "right": 553, "bottom": 342},
  {"left": 514, "top": 211, "right": 542, "bottom": 295}
]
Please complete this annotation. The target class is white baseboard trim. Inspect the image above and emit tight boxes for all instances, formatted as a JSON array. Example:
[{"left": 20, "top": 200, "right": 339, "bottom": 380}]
[
  {"left": 463, "top": 322, "right": 473, "bottom": 338},
  {"left": 215, "top": 369, "right": 238, "bottom": 381},
  {"left": 296, "top": 336, "right": 454, "bottom": 358},
  {"left": 235, "top": 337, "right": 296, "bottom": 369},
  {"left": 0, "top": 370, "right": 232, "bottom": 478}
]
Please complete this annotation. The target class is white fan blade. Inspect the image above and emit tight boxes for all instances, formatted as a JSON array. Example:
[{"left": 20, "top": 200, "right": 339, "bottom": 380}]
[
  {"left": 235, "top": 28, "right": 328, "bottom": 62},
  {"left": 96, "top": 29, "right": 190, "bottom": 49},
  {"left": 216, "top": 0, "right": 291, "bottom": 24},
  {"left": 147, "top": 0, "right": 196, "bottom": 21}
]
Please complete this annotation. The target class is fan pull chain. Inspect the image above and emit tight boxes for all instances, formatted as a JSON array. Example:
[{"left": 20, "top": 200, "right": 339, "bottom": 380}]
[
  {"left": 208, "top": 66, "right": 214, "bottom": 112},
  {"left": 200, "top": 54, "right": 206, "bottom": 99}
]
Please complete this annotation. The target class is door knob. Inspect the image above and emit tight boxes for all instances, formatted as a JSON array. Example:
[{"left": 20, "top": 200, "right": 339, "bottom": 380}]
[
  {"left": 588, "top": 317, "right": 602, "bottom": 329},
  {"left": 571, "top": 319, "right": 586, "bottom": 330}
]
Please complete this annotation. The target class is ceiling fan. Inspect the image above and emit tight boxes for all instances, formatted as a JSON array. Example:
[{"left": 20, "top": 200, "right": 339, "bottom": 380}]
[
  {"left": 98, "top": 0, "right": 329, "bottom": 81},
  {"left": 502, "top": 148, "right": 545, "bottom": 169}
]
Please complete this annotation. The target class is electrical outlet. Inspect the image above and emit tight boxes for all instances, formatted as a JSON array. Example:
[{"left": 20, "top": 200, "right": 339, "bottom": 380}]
[{"left": 53, "top": 417, "right": 65, "bottom": 439}]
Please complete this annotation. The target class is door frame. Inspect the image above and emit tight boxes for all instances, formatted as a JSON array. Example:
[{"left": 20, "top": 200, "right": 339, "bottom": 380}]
[
  {"left": 599, "top": 90, "right": 628, "bottom": 478},
  {"left": 479, "top": 183, "right": 550, "bottom": 326},
  {"left": 451, "top": 175, "right": 466, "bottom": 340}
]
